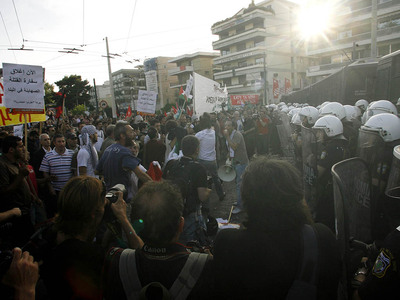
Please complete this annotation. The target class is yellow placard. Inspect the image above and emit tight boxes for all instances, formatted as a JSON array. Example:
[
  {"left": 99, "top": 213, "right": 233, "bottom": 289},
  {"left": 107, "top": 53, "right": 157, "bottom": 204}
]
[{"left": 0, "top": 106, "right": 46, "bottom": 127}]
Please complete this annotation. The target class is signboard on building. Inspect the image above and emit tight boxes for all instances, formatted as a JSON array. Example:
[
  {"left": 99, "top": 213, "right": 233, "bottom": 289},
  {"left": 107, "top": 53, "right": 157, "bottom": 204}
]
[
  {"left": 137, "top": 90, "right": 157, "bottom": 114},
  {"left": 3, "top": 63, "right": 44, "bottom": 112},
  {"left": 145, "top": 70, "right": 158, "bottom": 93},
  {"left": 230, "top": 94, "right": 260, "bottom": 106}
]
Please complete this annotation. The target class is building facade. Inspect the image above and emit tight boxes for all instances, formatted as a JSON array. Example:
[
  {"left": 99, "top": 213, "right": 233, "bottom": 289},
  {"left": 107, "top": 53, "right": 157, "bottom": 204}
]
[
  {"left": 168, "top": 52, "right": 219, "bottom": 94},
  {"left": 111, "top": 68, "right": 146, "bottom": 111},
  {"left": 306, "top": 0, "right": 400, "bottom": 83},
  {"left": 211, "top": 0, "right": 310, "bottom": 104}
]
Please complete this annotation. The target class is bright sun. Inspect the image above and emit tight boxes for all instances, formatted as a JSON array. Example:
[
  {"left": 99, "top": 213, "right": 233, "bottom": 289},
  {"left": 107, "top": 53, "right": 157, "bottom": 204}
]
[{"left": 297, "top": 2, "right": 333, "bottom": 39}]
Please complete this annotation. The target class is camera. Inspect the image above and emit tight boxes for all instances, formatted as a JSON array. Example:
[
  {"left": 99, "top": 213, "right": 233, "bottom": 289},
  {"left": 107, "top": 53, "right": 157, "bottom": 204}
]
[
  {"left": 105, "top": 184, "right": 126, "bottom": 203},
  {"left": 103, "top": 184, "right": 127, "bottom": 238}
]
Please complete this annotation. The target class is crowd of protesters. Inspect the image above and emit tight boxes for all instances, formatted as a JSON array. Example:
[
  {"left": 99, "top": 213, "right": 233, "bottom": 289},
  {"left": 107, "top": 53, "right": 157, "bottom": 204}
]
[{"left": 0, "top": 98, "right": 399, "bottom": 299}]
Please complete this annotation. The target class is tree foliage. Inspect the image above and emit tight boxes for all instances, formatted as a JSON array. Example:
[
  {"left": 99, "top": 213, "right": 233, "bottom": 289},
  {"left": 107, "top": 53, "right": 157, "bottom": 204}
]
[
  {"left": 54, "top": 75, "right": 91, "bottom": 110},
  {"left": 71, "top": 104, "right": 87, "bottom": 116},
  {"left": 44, "top": 82, "right": 55, "bottom": 105}
]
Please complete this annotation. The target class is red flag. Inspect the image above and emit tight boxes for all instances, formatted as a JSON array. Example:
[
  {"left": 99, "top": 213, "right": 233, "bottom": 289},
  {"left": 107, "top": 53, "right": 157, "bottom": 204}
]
[
  {"left": 164, "top": 111, "right": 167, "bottom": 117},
  {"left": 125, "top": 105, "right": 132, "bottom": 119},
  {"left": 172, "top": 106, "right": 177, "bottom": 114},
  {"left": 179, "top": 86, "right": 184, "bottom": 96}
]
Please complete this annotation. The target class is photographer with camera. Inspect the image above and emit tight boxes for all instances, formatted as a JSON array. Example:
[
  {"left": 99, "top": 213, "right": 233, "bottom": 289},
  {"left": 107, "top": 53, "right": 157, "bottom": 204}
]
[
  {"left": 40, "top": 176, "right": 143, "bottom": 300},
  {"left": 103, "top": 181, "right": 213, "bottom": 300}
]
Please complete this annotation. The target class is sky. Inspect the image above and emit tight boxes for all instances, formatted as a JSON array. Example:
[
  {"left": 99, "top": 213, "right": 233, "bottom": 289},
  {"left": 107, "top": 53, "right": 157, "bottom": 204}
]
[{"left": 0, "top": 0, "right": 303, "bottom": 87}]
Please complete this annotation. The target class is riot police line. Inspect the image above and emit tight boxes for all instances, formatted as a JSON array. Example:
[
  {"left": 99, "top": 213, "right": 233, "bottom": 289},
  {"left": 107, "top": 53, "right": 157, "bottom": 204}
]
[{"left": 272, "top": 98, "right": 400, "bottom": 298}]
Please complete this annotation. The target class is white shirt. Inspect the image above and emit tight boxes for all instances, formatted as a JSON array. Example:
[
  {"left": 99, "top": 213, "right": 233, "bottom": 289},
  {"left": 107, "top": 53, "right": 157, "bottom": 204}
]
[
  {"left": 77, "top": 148, "right": 96, "bottom": 177},
  {"left": 195, "top": 128, "right": 216, "bottom": 161}
]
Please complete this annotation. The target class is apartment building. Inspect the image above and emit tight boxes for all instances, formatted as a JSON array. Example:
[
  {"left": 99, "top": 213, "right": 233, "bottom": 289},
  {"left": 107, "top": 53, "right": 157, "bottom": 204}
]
[
  {"left": 211, "top": 0, "right": 310, "bottom": 104},
  {"left": 168, "top": 52, "right": 219, "bottom": 94},
  {"left": 306, "top": 0, "right": 400, "bottom": 83},
  {"left": 111, "top": 68, "right": 146, "bottom": 110}
]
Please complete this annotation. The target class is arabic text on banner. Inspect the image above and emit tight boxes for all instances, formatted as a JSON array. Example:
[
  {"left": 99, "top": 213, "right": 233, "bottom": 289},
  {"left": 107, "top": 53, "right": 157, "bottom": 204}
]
[
  {"left": 3, "top": 63, "right": 45, "bottom": 111},
  {"left": 137, "top": 90, "right": 157, "bottom": 114},
  {"left": 0, "top": 77, "right": 46, "bottom": 127}
]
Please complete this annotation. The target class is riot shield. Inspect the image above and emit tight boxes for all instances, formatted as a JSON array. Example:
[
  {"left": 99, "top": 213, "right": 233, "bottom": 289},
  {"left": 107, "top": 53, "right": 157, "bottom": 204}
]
[
  {"left": 383, "top": 145, "right": 400, "bottom": 232},
  {"left": 357, "top": 131, "right": 387, "bottom": 191},
  {"left": 357, "top": 130, "right": 393, "bottom": 240},
  {"left": 276, "top": 114, "right": 295, "bottom": 159},
  {"left": 332, "top": 157, "right": 373, "bottom": 299},
  {"left": 301, "top": 125, "right": 319, "bottom": 213},
  {"left": 385, "top": 145, "right": 400, "bottom": 193}
]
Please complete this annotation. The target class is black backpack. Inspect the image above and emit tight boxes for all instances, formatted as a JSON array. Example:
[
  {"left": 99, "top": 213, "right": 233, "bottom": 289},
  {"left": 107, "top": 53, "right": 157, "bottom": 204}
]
[
  {"left": 119, "top": 249, "right": 208, "bottom": 300},
  {"left": 163, "top": 158, "right": 199, "bottom": 215}
]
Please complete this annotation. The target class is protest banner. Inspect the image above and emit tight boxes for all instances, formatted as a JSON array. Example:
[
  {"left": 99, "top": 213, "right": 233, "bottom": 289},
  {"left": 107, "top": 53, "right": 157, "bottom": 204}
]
[
  {"left": 193, "top": 72, "right": 228, "bottom": 116},
  {"left": 137, "top": 90, "right": 157, "bottom": 114},
  {"left": 145, "top": 70, "right": 158, "bottom": 93},
  {"left": 230, "top": 95, "right": 260, "bottom": 106},
  {"left": 0, "top": 76, "right": 46, "bottom": 127},
  {"left": 3, "top": 63, "right": 45, "bottom": 113}
]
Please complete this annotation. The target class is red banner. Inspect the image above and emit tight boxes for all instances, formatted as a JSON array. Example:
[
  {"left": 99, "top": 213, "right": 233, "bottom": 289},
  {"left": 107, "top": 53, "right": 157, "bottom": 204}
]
[
  {"left": 285, "top": 78, "right": 291, "bottom": 94},
  {"left": 230, "top": 95, "right": 259, "bottom": 105},
  {"left": 273, "top": 79, "right": 279, "bottom": 99}
]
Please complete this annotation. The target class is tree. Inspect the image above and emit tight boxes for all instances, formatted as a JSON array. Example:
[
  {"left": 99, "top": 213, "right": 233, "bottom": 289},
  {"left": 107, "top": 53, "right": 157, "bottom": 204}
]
[
  {"left": 44, "top": 82, "right": 55, "bottom": 105},
  {"left": 55, "top": 75, "right": 91, "bottom": 110}
]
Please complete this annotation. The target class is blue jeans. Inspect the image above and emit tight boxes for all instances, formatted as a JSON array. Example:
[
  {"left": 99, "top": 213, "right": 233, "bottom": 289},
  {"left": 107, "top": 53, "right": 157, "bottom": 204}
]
[
  {"left": 234, "top": 163, "right": 247, "bottom": 209},
  {"left": 198, "top": 159, "right": 224, "bottom": 198},
  {"left": 180, "top": 210, "right": 207, "bottom": 245}
]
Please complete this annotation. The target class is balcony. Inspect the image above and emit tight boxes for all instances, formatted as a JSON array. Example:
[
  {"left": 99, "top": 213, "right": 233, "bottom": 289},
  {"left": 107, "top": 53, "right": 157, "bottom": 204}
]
[
  {"left": 214, "top": 46, "right": 266, "bottom": 65},
  {"left": 212, "top": 9, "right": 270, "bottom": 35},
  {"left": 307, "top": 24, "right": 400, "bottom": 55},
  {"left": 168, "top": 65, "right": 194, "bottom": 76},
  {"left": 213, "top": 28, "right": 267, "bottom": 50}
]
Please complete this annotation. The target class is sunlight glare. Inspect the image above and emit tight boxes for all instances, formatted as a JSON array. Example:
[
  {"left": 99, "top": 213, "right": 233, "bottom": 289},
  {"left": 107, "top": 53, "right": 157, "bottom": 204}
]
[{"left": 297, "top": 2, "right": 332, "bottom": 39}]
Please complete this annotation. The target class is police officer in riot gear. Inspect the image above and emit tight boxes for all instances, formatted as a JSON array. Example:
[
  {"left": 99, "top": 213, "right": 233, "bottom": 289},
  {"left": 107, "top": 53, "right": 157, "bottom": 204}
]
[{"left": 312, "top": 115, "right": 349, "bottom": 231}]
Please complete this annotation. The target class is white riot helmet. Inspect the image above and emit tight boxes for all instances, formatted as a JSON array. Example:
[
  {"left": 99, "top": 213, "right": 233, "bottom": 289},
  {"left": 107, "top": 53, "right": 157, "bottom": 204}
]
[
  {"left": 361, "top": 113, "right": 400, "bottom": 142},
  {"left": 298, "top": 106, "right": 319, "bottom": 125},
  {"left": 343, "top": 105, "right": 358, "bottom": 122},
  {"left": 281, "top": 106, "right": 289, "bottom": 113},
  {"left": 290, "top": 113, "right": 302, "bottom": 126},
  {"left": 367, "top": 100, "right": 397, "bottom": 116},
  {"left": 288, "top": 108, "right": 301, "bottom": 118},
  {"left": 312, "top": 115, "right": 343, "bottom": 138},
  {"left": 319, "top": 102, "right": 346, "bottom": 120},
  {"left": 355, "top": 99, "right": 369, "bottom": 111}
]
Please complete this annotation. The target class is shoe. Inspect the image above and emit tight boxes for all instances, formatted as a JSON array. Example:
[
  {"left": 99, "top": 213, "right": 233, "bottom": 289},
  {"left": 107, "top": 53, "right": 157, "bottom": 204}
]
[
  {"left": 219, "top": 192, "right": 226, "bottom": 201},
  {"left": 232, "top": 207, "right": 242, "bottom": 214}
]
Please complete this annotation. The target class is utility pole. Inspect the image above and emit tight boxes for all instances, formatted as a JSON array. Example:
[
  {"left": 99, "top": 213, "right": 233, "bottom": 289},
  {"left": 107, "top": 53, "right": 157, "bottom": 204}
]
[
  {"left": 93, "top": 78, "right": 99, "bottom": 114},
  {"left": 371, "top": 0, "right": 377, "bottom": 58},
  {"left": 105, "top": 37, "right": 117, "bottom": 118}
]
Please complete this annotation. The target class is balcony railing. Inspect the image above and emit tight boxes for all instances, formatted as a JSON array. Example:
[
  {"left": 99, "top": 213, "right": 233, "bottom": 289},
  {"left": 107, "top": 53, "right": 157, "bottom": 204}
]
[
  {"left": 213, "top": 28, "right": 267, "bottom": 50},
  {"left": 307, "top": 25, "right": 400, "bottom": 53},
  {"left": 168, "top": 65, "right": 194, "bottom": 76}
]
